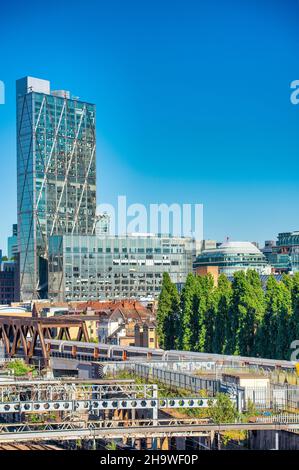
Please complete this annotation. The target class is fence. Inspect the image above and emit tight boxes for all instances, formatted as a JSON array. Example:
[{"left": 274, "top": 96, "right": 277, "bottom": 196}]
[
  {"left": 100, "top": 361, "right": 299, "bottom": 413},
  {"left": 134, "top": 363, "right": 219, "bottom": 396},
  {"left": 257, "top": 413, "right": 299, "bottom": 424},
  {"left": 242, "top": 386, "right": 299, "bottom": 412}
]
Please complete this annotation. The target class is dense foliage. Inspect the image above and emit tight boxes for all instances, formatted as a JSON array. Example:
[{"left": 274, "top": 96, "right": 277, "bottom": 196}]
[
  {"left": 5, "top": 359, "right": 33, "bottom": 376},
  {"left": 157, "top": 271, "right": 299, "bottom": 360},
  {"left": 208, "top": 393, "right": 240, "bottom": 424}
]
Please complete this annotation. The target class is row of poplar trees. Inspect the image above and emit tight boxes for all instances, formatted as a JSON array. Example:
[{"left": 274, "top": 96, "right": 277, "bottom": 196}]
[{"left": 156, "top": 270, "right": 299, "bottom": 360}]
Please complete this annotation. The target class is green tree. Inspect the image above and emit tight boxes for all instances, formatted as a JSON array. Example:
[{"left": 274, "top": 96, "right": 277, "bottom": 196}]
[
  {"left": 213, "top": 274, "right": 232, "bottom": 354},
  {"left": 164, "top": 281, "right": 181, "bottom": 350},
  {"left": 179, "top": 273, "right": 197, "bottom": 350},
  {"left": 224, "top": 270, "right": 264, "bottom": 356},
  {"left": 260, "top": 276, "right": 292, "bottom": 359},
  {"left": 156, "top": 272, "right": 180, "bottom": 349},
  {"left": 225, "top": 271, "right": 248, "bottom": 355},
  {"left": 238, "top": 270, "right": 265, "bottom": 357},
  {"left": 157, "top": 268, "right": 296, "bottom": 361},
  {"left": 198, "top": 274, "right": 215, "bottom": 353},
  {"left": 289, "top": 273, "right": 299, "bottom": 356},
  {"left": 281, "top": 273, "right": 293, "bottom": 292},
  {"left": 276, "top": 281, "right": 292, "bottom": 360},
  {"left": 260, "top": 276, "right": 279, "bottom": 358}
]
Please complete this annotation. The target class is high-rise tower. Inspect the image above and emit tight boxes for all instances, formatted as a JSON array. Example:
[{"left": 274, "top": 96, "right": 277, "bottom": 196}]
[{"left": 17, "top": 77, "right": 96, "bottom": 300}]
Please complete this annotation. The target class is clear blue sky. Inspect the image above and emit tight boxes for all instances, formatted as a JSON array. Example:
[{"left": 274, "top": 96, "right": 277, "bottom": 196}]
[{"left": 0, "top": 0, "right": 298, "bottom": 253}]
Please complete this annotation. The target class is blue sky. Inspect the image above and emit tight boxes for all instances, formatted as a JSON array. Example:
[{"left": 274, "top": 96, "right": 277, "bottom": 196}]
[{"left": 0, "top": 0, "right": 298, "bottom": 253}]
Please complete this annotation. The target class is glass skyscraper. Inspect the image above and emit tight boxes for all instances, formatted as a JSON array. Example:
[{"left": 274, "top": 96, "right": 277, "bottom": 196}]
[{"left": 17, "top": 77, "right": 96, "bottom": 300}]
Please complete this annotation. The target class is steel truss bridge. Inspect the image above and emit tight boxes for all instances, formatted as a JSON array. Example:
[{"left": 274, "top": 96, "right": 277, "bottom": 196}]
[{"left": 0, "top": 316, "right": 89, "bottom": 366}]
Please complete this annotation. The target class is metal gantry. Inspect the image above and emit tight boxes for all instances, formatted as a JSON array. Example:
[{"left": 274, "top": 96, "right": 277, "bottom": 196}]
[
  {"left": 0, "top": 382, "right": 157, "bottom": 402},
  {"left": 0, "top": 378, "right": 299, "bottom": 444},
  {"left": 0, "top": 380, "right": 212, "bottom": 414},
  {"left": 0, "top": 397, "right": 213, "bottom": 414}
]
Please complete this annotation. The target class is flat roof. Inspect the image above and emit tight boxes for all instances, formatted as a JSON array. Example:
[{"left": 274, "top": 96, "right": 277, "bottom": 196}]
[{"left": 223, "top": 372, "right": 269, "bottom": 379}]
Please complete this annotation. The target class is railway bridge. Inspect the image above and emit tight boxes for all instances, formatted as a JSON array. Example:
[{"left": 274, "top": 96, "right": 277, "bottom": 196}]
[{"left": 0, "top": 315, "right": 297, "bottom": 372}]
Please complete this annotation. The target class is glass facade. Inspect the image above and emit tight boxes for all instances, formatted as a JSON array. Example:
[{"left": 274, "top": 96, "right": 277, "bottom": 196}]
[
  {"left": 17, "top": 77, "right": 96, "bottom": 300},
  {"left": 266, "top": 231, "right": 299, "bottom": 273},
  {"left": 291, "top": 248, "right": 299, "bottom": 272},
  {"left": 95, "top": 212, "right": 111, "bottom": 235},
  {"left": 48, "top": 234, "right": 195, "bottom": 301}
]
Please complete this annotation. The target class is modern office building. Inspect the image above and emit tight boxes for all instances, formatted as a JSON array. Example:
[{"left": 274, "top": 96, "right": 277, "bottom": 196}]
[
  {"left": 193, "top": 240, "right": 271, "bottom": 276},
  {"left": 7, "top": 224, "right": 18, "bottom": 260},
  {"left": 17, "top": 77, "right": 96, "bottom": 300},
  {"left": 48, "top": 234, "right": 196, "bottom": 301},
  {"left": 261, "top": 240, "right": 276, "bottom": 257},
  {"left": 262, "top": 231, "right": 299, "bottom": 273},
  {"left": 0, "top": 270, "right": 15, "bottom": 305}
]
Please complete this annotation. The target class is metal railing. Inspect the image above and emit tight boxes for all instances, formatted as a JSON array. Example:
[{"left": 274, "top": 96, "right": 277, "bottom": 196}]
[
  {"left": 134, "top": 363, "right": 219, "bottom": 395},
  {"left": 256, "top": 414, "right": 299, "bottom": 424}
]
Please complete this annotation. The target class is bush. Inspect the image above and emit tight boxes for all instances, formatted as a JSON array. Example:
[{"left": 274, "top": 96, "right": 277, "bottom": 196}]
[
  {"left": 207, "top": 393, "right": 240, "bottom": 424},
  {"left": 5, "top": 359, "right": 33, "bottom": 376},
  {"left": 106, "top": 441, "right": 117, "bottom": 450}
]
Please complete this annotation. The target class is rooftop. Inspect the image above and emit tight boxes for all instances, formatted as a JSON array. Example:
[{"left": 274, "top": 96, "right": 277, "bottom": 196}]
[{"left": 215, "top": 241, "right": 262, "bottom": 255}]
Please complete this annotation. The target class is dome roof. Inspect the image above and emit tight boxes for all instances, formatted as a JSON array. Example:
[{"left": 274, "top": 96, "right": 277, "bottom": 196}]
[
  {"left": 194, "top": 240, "right": 270, "bottom": 274},
  {"left": 217, "top": 241, "right": 262, "bottom": 255}
]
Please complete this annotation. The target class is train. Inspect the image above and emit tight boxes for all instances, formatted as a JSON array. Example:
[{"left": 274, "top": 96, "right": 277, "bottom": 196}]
[{"left": 43, "top": 339, "right": 297, "bottom": 371}]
